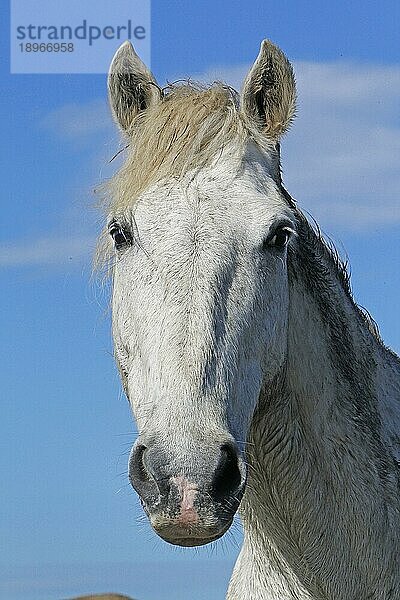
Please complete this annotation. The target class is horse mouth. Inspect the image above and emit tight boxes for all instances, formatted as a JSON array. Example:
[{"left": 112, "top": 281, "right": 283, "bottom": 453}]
[
  {"left": 151, "top": 517, "right": 233, "bottom": 547},
  {"left": 163, "top": 532, "right": 226, "bottom": 547}
]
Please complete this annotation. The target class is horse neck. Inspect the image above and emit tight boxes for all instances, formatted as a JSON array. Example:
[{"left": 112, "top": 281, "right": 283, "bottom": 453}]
[
  {"left": 252, "top": 222, "right": 384, "bottom": 462},
  {"left": 240, "top": 228, "right": 399, "bottom": 598},
  {"left": 285, "top": 243, "right": 380, "bottom": 445}
]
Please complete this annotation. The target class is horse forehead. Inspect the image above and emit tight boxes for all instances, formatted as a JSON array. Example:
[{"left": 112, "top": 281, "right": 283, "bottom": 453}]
[{"left": 135, "top": 159, "right": 287, "bottom": 233}]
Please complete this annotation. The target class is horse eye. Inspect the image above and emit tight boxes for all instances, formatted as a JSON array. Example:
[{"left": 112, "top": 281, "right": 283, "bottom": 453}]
[
  {"left": 108, "top": 221, "right": 132, "bottom": 250},
  {"left": 263, "top": 226, "right": 293, "bottom": 251}
]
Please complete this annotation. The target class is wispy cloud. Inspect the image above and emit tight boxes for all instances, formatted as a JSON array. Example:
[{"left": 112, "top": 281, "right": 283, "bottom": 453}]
[
  {"left": 41, "top": 98, "right": 113, "bottom": 139},
  {"left": 0, "top": 235, "right": 94, "bottom": 268}
]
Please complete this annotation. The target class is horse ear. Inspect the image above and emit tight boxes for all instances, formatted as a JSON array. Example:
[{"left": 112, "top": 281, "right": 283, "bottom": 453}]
[
  {"left": 241, "top": 40, "right": 296, "bottom": 139},
  {"left": 108, "top": 41, "right": 161, "bottom": 132}
]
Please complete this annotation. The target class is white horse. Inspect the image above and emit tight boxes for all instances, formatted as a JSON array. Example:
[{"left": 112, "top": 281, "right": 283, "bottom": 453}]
[{"left": 99, "top": 40, "right": 400, "bottom": 599}]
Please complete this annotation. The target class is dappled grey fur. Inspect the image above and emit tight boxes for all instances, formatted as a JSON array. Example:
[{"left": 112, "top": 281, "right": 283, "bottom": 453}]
[{"left": 102, "top": 40, "right": 400, "bottom": 600}]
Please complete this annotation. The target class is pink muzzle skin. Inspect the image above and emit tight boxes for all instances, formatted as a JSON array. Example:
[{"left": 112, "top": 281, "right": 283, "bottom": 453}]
[{"left": 170, "top": 475, "right": 200, "bottom": 526}]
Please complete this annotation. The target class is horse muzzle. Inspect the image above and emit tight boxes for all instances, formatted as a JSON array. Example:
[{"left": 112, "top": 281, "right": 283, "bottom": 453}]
[{"left": 128, "top": 439, "right": 246, "bottom": 546}]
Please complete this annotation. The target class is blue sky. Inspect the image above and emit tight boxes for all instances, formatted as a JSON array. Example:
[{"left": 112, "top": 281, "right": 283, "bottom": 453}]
[{"left": 1, "top": 1, "right": 399, "bottom": 599}]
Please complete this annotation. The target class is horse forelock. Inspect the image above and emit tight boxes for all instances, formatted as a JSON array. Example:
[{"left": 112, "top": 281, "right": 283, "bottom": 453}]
[{"left": 100, "top": 82, "right": 277, "bottom": 215}]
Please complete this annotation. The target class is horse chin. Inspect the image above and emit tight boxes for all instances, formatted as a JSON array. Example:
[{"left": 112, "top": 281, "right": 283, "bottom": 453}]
[
  {"left": 162, "top": 532, "right": 226, "bottom": 547},
  {"left": 151, "top": 519, "right": 233, "bottom": 547}
]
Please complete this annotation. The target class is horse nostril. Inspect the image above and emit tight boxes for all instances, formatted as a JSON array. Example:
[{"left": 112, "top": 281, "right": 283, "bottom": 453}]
[
  {"left": 211, "top": 443, "right": 243, "bottom": 502},
  {"left": 129, "top": 443, "right": 165, "bottom": 508},
  {"left": 129, "top": 443, "right": 150, "bottom": 485}
]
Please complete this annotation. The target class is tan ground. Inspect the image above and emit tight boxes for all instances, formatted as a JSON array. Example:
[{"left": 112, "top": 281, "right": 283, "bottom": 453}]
[{"left": 67, "top": 595, "right": 134, "bottom": 600}]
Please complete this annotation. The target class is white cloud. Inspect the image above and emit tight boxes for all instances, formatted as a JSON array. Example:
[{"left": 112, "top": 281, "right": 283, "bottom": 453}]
[
  {"left": 41, "top": 98, "right": 113, "bottom": 139},
  {"left": 0, "top": 235, "right": 94, "bottom": 268}
]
